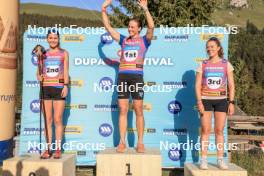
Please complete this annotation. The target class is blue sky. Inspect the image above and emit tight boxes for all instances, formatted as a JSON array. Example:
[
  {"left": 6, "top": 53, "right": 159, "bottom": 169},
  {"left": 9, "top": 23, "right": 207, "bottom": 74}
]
[{"left": 20, "top": 0, "right": 119, "bottom": 11}]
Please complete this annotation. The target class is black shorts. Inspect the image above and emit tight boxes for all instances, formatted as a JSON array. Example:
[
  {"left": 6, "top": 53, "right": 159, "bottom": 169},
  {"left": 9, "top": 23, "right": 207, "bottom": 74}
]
[
  {"left": 40, "top": 86, "right": 65, "bottom": 100},
  {"left": 117, "top": 73, "right": 144, "bottom": 100},
  {"left": 202, "top": 99, "right": 228, "bottom": 113}
]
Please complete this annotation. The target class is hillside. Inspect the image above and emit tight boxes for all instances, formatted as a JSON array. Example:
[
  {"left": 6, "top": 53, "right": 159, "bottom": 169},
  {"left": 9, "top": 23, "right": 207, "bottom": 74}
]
[
  {"left": 212, "top": 0, "right": 264, "bottom": 29},
  {"left": 20, "top": 1, "right": 264, "bottom": 29},
  {"left": 20, "top": 3, "right": 101, "bottom": 22}
]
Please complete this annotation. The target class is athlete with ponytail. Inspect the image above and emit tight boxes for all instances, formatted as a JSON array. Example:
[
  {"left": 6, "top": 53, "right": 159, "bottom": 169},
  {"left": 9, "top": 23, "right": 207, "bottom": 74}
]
[
  {"left": 196, "top": 37, "right": 235, "bottom": 170},
  {"left": 36, "top": 29, "right": 69, "bottom": 159},
  {"left": 102, "top": 0, "right": 154, "bottom": 153}
]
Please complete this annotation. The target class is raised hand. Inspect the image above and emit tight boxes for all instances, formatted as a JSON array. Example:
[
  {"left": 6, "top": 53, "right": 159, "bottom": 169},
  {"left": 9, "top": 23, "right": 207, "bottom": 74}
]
[
  {"left": 138, "top": 0, "right": 148, "bottom": 10},
  {"left": 102, "top": 0, "right": 112, "bottom": 9}
]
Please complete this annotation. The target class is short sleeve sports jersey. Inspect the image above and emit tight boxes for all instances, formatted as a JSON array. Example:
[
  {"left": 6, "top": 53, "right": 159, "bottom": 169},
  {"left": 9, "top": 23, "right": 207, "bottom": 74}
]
[
  {"left": 42, "top": 49, "right": 65, "bottom": 88},
  {"left": 198, "top": 59, "right": 233, "bottom": 99},
  {"left": 118, "top": 34, "right": 150, "bottom": 75}
]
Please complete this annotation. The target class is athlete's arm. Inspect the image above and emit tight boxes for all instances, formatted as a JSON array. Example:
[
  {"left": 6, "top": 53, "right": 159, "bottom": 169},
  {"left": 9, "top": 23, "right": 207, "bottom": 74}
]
[
  {"left": 61, "top": 50, "right": 69, "bottom": 98},
  {"left": 195, "top": 72, "right": 202, "bottom": 102},
  {"left": 138, "top": 0, "right": 154, "bottom": 43},
  {"left": 102, "top": 0, "right": 120, "bottom": 43},
  {"left": 64, "top": 51, "right": 69, "bottom": 85},
  {"left": 195, "top": 72, "right": 204, "bottom": 114},
  {"left": 227, "top": 70, "right": 235, "bottom": 115}
]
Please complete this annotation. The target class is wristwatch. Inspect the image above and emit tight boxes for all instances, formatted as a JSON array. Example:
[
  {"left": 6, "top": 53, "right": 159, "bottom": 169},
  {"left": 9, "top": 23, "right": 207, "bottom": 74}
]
[{"left": 229, "top": 100, "right": 235, "bottom": 105}]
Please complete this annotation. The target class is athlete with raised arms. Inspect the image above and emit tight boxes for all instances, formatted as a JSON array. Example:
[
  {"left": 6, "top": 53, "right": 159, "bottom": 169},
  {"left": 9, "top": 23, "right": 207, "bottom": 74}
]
[{"left": 102, "top": 0, "right": 154, "bottom": 153}]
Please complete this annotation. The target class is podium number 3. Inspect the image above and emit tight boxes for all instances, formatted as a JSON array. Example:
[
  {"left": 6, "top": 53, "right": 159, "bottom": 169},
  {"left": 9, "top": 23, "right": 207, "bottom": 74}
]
[{"left": 126, "top": 163, "right": 132, "bottom": 176}]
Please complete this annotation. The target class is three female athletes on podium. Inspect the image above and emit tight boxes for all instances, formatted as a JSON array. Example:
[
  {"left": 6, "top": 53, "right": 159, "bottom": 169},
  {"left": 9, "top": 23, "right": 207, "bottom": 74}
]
[{"left": 35, "top": 0, "right": 235, "bottom": 170}]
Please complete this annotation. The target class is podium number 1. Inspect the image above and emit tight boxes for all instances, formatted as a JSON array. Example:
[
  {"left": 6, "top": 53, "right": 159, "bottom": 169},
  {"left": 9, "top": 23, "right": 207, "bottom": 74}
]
[{"left": 126, "top": 163, "right": 132, "bottom": 176}]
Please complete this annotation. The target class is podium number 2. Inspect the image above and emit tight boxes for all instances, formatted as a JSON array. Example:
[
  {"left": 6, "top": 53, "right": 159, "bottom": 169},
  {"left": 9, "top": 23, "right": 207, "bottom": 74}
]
[{"left": 126, "top": 163, "right": 132, "bottom": 176}]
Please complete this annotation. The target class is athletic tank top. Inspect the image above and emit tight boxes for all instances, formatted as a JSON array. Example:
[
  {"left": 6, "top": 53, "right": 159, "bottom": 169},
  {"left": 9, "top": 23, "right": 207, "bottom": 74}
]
[
  {"left": 119, "top": 35, "right": 149, "bottom": 75},
  {"left": 201, "top": 59, "right": 228, "bottom": 99},
  {"left": 42, "top": 49, "right": 65, "bottom": 88}
]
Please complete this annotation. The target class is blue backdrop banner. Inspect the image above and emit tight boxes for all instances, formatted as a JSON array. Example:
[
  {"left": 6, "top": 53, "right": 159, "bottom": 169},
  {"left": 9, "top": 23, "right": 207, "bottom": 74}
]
[{"left": 20, "top": 27, "right": 229, "bottom": 167}]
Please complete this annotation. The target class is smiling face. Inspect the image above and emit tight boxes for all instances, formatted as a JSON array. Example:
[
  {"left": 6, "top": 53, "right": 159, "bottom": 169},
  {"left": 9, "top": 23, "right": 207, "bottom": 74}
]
[
  {"left": 206, "top": 40, "right": 220, "bottom": 58},
  {"left": 47, "top": 33, "right": 59, "bottom": 49},
  {"left": 128, "top": 20, "right": 141, "bottom": 38}
]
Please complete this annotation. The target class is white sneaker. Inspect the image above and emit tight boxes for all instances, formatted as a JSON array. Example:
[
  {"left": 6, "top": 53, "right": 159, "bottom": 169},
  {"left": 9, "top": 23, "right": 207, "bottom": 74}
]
[
  {"left": 217, "top": 158, "right": 228, "bottom": 170},
  {"left": 199, "top": 158, "right": 208, "bottom": 170}
]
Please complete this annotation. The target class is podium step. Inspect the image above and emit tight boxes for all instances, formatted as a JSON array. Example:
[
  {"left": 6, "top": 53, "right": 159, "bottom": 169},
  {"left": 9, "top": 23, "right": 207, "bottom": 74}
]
[
  {"left": 184, "top": 163, "right": 247, "bottom": 176},
  {"left": 97, "top": 148, "right": 162, "bottom": 176},
  {"left": 2, "top": 154, "right": 75, "bottom": 176}
]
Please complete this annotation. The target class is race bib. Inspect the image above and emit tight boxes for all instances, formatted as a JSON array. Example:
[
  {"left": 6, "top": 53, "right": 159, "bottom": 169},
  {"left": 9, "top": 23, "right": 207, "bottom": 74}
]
[
  {"left": 123, "top": 50, "right": 138, "bottom": 62},
  {"left": 46, "top": 65, "right": 60, "bottom": 77},
  {"left": 206, "top": 77, "right": 222, "bottom": 89}
]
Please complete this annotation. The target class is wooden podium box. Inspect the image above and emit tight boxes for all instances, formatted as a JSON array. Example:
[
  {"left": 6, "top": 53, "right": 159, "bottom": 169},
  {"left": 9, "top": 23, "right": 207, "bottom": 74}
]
[
  {"left": 96, "top": 148, "right": 162, "bottom": 176},
  {"left": 2, "top": 154, "right": 75, "bottom": 176},
  {"left": 184, "top": 163, "right": 247, "bottom": 176}
]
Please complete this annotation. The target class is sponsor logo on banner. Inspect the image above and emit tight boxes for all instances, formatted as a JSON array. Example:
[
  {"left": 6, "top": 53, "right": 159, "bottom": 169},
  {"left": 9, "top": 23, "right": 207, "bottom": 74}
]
[
  {"left": 74, "top": 57, "right": 174, "bottom": 66},
  {"left": 164, "top": 35, "right": 189, "bottom": 42},
  {"left": 25, "top": 80, "right": 84, "bottom": 88},
  {"left": 145, "top": 81, "right": 156, "bottom": 86},
  {"left": 74, "top": 58, "right": 106, "bottom": 66},
  {"left": 77, "top": 150, "right": 86, "bottom": 156},
  {"left": 128, "top": 128, "right": 156, "bottom": 133},
  {"left": 30, "top": 99, "right": 40, "bottom": 113},
  {"left": 163, "top": 129, "right": 187, "bottom": 136},
  {"left": 62, "top": 35, "right": 85, "bottom": 42},
  {"left": 28, "top": 146, "right": 40, "bottom": 154},
  {"left": 168, "top": 100, "right": 182, "bottom": 114},
  {"left": 99, "top": 77, "right": 113, "bottom": 90},
  {"left": 94, "top": 104, "right": 118, "bottom": 111},
  {"left": 200, "top": 33, "right": 224, "bottom": 41},
  {"left": 31, "top": 53, "right": 38, "bottom": 66},
  {"left": 163, "top": 81, "right": 187, "bottom": 89},
  {"left": 168, "top": 148, "right": 182, "bottom": 161},
  {"left": 101, "top": 32, "right": 113, "bottom": 44},
  {"left": 99, "top": 123, "right": 113, "bottom": 137},
  {"left": 93, "top": 103, "right": 152, "bottom": 112},
  {"left": 195, "top": 57, "right": 207, "bottom": 63},
  {"left": 25, "top": 80, "right": 39, "bottom": 88},
  {"left": 70, "top": 80, "right": 84, "bottom": 87},
  {"left": 64, "top": 126, "right": 83, "bottom": 134},
  {"left": 26, "top": 34, "right": 46, "bottom": 42},
  {"left": 65, "top": 104, "right": 87, "bottom": 109},
  {"left": 0, "top": 94, "right": 16, "bottom": 103},
  {"left": 23, "top": 128, "right": 44, "bottom": 135}
]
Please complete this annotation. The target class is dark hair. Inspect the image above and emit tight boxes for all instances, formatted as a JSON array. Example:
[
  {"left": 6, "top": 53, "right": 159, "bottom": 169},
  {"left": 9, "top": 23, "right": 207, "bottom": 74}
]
[
  {"left": 47, "top": 28, "right": 60, "bottom": 38},
  {"left": 129, "top": 17, "right": 143, "bottom": 32},
  {"left": 47, "top": 28, "right": 60, "bottom": 47},
  {"left": 206, "top": 37, "right": 224, "bottom": 58}
]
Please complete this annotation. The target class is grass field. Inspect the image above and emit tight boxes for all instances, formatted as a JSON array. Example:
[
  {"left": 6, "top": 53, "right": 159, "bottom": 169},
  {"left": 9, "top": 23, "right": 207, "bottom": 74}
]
[
  {"left": 20, "top": 3, "right": 101, "bottom": 22},
  {"left": 212, "top": 0, "right": 264, "bottom": 29}
]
